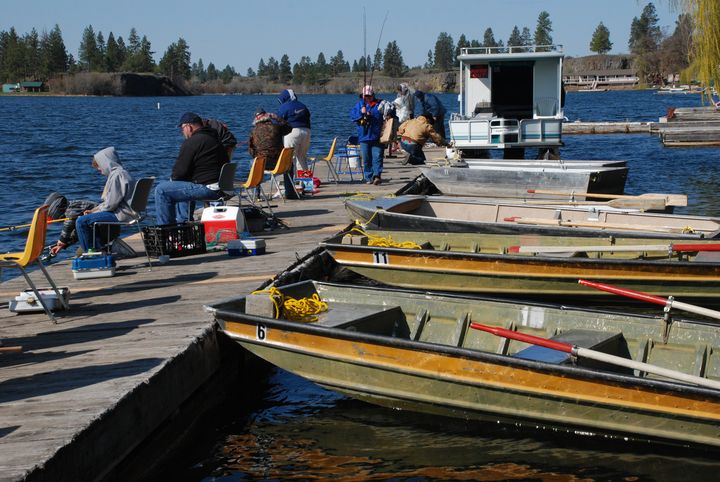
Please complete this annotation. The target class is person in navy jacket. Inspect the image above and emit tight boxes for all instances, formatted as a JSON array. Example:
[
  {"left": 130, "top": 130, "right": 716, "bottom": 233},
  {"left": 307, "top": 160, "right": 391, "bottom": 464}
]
[
  {"left": 414, "top": 90, "right": 447, "bottom": 140},
  {"left": 276, "top": 89, "right": 311, "bottom": 175},
  {"left": 350, "top": 85, "right": 385, "bottom": 185}
]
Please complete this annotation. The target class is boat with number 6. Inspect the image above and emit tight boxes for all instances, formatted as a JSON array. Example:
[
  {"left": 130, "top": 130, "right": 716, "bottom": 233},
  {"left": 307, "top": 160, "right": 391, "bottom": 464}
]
[{"left": 207, "top": 279, "right": 720, "bottom": 449}]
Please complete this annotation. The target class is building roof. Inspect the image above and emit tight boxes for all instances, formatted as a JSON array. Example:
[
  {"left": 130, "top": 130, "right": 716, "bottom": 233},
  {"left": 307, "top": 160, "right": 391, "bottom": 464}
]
[{"left": 20, "top": 81, "right": 44, "bottom": 87}]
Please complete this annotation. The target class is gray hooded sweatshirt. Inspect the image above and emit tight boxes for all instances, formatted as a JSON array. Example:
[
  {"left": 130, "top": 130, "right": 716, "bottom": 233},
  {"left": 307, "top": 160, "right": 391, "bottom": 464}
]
[{"left": 93, "top": 147, "right": 136, "bottom": 222}]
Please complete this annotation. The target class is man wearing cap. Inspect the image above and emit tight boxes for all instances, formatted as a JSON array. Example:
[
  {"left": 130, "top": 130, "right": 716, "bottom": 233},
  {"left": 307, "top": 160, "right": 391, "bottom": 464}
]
[
  {"left": 276, "top": 89, "right": 311, "bottom": 174},
  {"left": 350, "top": 85, "right": 385, "bottom": 185},
  {"left": 154, "top": 112, "right": 229, "bottom": 225}
]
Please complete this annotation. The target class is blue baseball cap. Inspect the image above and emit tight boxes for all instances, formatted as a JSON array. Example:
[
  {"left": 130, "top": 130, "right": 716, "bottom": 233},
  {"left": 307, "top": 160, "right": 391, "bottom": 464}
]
[{"left": 177, "top": 112, "right": 202, "bottom": 126}]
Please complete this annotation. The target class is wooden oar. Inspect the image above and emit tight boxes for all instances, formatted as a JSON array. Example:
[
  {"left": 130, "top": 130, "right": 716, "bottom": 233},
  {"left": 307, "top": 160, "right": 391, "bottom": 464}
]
[
  {"left": 527, "top": 189, "right": 688, "bottom": 207},
  {"left": 508, "top": 242, "right": 720, "bottom": 254},
  {"left": 523, "top": 197, "right": 666, "bottom": 211},
  {"left": 578, "top": 279, "right": 720, "bottom": 320},
  {"left": 503, "top": 216, "right": 691, "bottom": 234},
  {"left": 469, "top": 322, "right": 720, "bottom": 390},
  {"left": 0, "top": 217, "right": 69, "bottom": 232}
]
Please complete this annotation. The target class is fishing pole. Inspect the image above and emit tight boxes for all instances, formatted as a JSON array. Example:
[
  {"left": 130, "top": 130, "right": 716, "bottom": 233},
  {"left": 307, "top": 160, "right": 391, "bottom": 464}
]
[
  {"left": 367, "top": 10, "right": 389, "bottom": 89},
  {"left": 0, "top": 218, "right": 69, "bottom": 232}
]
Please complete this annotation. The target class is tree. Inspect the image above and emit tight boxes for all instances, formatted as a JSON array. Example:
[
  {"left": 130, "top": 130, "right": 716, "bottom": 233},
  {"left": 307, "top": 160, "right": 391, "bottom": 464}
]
[
  {"left": 682, "top": 0, "right": 720, "bottom": 96},
  {"left": 507, "top": 26, "right": 523, "bottom": 50},
  {"left": 372, "top": 48, "right": 383, "bottom": 72},
  {"left": 246, "top": 67, "right": 256, "bottom": 77},
  {"left": 482, "top": 28, "right": 498, "bottom": 48},
  {"left": 659, "top": 13, "right": 693, "bottom": 82},
  {"left": 257, "top": 58, "right": 266, "bottom": 76},
  {"left": 127, "top": 28, "right": 140, "bottom": 56},
  {"left": 534, "top": 11, "right": 553, "bottom": 49},
  {"left": 43, "top": 25, "right": 68, "bottom": 76},
  {"left": 158, "top": 37, "right": 191, "bottom": 81},
  {"left": 455, "top": 34, "right": 469, "bottom": 66},
  {"left": 628, "top": 2, "right": 663, "bottom": 85},
  {"left": 24, "top": 29, "right": 41, "bottom": 79},
  {"left": 316, "top": 52, "right": 328, "bottom": 77},
  {"left": 329, "top": 50, "right": 347, "bottom": 75},
  {"left": 521, "top": 27, "right": 532, "bottom": 49},
  {"left": 266, "top": 56, "right": 279, "bottom": 81},
  {"left": 433, "top": 32, "right": 454, "bottom": 71},
  {"left": 279, "top": 54, "right": 292, "bottom": 82},
  {"left": 206, "top": 62, "right": 218, "bottom": 81},
  {"left": 383, "top": 40, "right": 404, "bottom": 77},
  {"left": 221, "top": 64, "right": 235, "bottom": 83},
  {"left": 1, "top": 28, "right": 24, "bottom": 81},
  {"left": 78, "top": 25, "right": 99, "bottom": 71},
  {"left": 590, "top": 22, "right": 613, "bottom": 54},
  {"left": 105, "top": 32, "right": 124, "bottom": 72},
  {"left": 424, "top": 49, "right": 433, "bottom": 69},
  {"left": 95, "top": 31, "right": 106, "bottom": 71}
]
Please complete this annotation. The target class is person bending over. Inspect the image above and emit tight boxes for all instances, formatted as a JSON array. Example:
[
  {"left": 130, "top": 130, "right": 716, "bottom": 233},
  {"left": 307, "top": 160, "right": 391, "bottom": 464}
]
[{"left": 397, "top": 114, "right": 448, "bottom": 165}]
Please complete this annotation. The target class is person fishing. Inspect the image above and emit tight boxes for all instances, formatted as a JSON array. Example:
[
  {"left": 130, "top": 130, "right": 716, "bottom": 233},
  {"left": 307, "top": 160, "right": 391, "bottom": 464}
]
[
  {"left": 46, "top": 194, "right": 98, "bottom": 256},
  {"left": 350, "top": 85, "right": 385, "bottom": 185}
]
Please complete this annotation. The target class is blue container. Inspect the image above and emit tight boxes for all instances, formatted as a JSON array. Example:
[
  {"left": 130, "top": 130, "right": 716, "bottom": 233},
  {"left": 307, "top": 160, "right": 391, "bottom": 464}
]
[{"left": 72, "top": 253, "right": 116, "bottom": 279}]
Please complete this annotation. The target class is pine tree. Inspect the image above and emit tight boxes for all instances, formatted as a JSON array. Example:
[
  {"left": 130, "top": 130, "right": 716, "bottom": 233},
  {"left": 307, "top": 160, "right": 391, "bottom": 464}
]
[
  {"left": 78, "top": 25, "right": 99, "bottom": 71},
  {"left": 95, "top": 31, "right": 106, "bottom": 71},
  {"left": 266, "top": 56, "right": 279, "bottom": 81},
  {"left": 43, "top": 24, "right": 68, "bottom": 76},
  {"left": 1, "top": 28, "right": 23, "bottom": 81},
  {"left": 424, "top": 49, "right": 433, "bottom": 69},
  {"left": 534, "top": 11, "right": 553, "bottom": 50},
  {"left": 24, "top": 29, "right": 41, "bottom": 79},
  {"left": 137, "top": 35, "right": 155, "bottom": 72},
  {"left": 628, "top": 2, "right": 663, "bottom": 84},
  {"left": 433, "top": 32, "right": 454, "bottom": 71},
  {"left": 105, "top": 32, "right": 123, "bottom": 72},
  {"left": 257, "top": 58, "right": 266, "bottom": 76},
  {"left": 455, "top": 34, "right": 469, "bottom": 66},
  {"left": 246, "top": 67, "right": 256, "bottom": 77},
  {"left": 316, "top": 52, "right": 328, "bottom": 77},
  {"left": 221, "top": 65, "right": 235, "bottom": 83},
  {"left": 279, "top": 54, "right": 292, "bottom": 82},
  {"left": 507, "top": 26, "right": 523, "bottom": 51},
  {"left": 383, "top": 40, "right": 404, "bottom": 77},
  {"left": 589, "top": 22, "right": 613, "bottom": 54},
  {"left": 521, "top": 27, "right": 532, "bottom": 48},
  {"left": 206, "top": 62, "right": 218, "bottom": 81},
  {"left": 159, "top": 37, "right": 190, "bottom": 81},
  {"left": 482, "top": 28, "right": 498, "bottom": 48}
]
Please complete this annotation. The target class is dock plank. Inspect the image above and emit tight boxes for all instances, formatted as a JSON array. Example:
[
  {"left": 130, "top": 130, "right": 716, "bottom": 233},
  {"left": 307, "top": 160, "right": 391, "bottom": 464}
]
[{"left": 0, "top": 157, "right": 421, "bottom": 481}]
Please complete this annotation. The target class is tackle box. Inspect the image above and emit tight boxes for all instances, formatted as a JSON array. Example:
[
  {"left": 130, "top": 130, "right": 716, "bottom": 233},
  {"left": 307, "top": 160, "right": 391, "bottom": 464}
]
[
  {"left": 227, "top": 238, "right": 266, "bottom": 256},
  {"left": 9, "top": 287, "right": 70, "bottom": 313},
  {"left": 72, "top": 252, "right": 116, "bottom": 279}
]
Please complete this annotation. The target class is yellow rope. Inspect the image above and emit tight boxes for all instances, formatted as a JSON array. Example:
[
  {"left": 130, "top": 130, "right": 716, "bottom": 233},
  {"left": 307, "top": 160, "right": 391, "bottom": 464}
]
[
  {"left": 252, "top": 286, "right": 328, "bottom": 322},
  {"left": 348, "top": 226, "right": 423, "bottom": 249},
  {"left": 682, "top": 226, "right": 697, "bottom": 234}
]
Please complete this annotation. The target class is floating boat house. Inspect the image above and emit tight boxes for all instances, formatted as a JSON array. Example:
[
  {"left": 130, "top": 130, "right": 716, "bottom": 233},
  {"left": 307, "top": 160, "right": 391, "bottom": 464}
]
[{"left": 449, "top": 45, "right": 565, "bottom": 158}]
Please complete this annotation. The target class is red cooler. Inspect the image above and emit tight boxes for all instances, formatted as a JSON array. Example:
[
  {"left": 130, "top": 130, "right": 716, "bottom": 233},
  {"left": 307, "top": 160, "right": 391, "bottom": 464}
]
[{"left": 200, "top": 206, "right": 244, "bottom": 244}]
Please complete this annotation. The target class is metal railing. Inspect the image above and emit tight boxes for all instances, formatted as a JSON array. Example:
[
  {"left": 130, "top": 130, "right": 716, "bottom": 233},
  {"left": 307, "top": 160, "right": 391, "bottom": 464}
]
[{"left": 460, "top": 45, "right": 563, "bottom": 55}]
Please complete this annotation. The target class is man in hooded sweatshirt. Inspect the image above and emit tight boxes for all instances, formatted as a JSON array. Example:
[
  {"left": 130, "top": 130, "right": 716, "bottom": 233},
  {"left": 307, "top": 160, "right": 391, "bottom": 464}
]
[
  {"left": 276, "top": 89, "right": 311, "bottom": 174},
  {"left": 74, "top": 147, "right": 136, "bottom": 252},
  {"left": 155, "top": 112, "right": 228, "bottom": 224}
]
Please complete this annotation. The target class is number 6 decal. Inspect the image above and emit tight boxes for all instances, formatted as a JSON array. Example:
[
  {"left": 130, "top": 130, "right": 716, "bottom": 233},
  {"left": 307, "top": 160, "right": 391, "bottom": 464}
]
[
  {"left": 372, "top": 251, "right": 389, "bottom": 265},
  {"left": 256, "top": 323, "right": 267, "bottom": 341}
]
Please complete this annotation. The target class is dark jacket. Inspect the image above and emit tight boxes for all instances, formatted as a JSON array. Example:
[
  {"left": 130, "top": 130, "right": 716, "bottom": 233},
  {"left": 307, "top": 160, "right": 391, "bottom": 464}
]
[
  {"left": 350, "top": 98, "right": 384, "bottom": 142},
  {"left": 276, "top": 89, "right": 311, "bottom": 129},
  {"left": 172, "top": 126, "right": 228, "bottom": 184},
  {"left": 248, "top": 113, "right": 292, "bottom": 170},
  {"left": 414, "top": 91, "right": 446, "bottom": 118},
  {"left": 203, "top": 118, "right": 237, "bottom": 149}
]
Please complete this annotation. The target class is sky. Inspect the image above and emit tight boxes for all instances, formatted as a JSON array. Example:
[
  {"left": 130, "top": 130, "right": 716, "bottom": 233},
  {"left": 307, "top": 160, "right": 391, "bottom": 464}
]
[{"left": 3, "top": 0, "right": 682, "bottom": 73}]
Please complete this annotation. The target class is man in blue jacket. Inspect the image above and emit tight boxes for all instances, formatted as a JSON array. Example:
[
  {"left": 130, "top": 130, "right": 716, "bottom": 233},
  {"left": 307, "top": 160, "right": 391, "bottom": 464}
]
[
  {"left": 414, "top": 90, "right": 447, "bottom": 140},
  {"left": 350, "top": 85, "right": 385, "bottom": 185},
  {"left": 276, "top": 89, "right": 311, "bottom": 175}
]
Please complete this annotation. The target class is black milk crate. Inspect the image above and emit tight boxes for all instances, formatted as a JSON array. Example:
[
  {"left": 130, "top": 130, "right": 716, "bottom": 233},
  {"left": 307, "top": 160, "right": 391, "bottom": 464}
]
[{"left": 141, "top": 222, "right": 207, "bottom": 258}]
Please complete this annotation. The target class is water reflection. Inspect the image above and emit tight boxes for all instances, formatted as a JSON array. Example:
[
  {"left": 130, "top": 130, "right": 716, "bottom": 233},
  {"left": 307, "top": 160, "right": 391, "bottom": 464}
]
[{"left": 199, "top": 367, "right": 719, "bottom": 481}]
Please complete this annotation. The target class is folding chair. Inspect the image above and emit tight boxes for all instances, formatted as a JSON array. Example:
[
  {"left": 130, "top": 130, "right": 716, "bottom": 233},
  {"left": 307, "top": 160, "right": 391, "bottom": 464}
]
[
  {"left": 92, "top": 177, "right": 155, "bottom": 269},
  {"left": 0, "top": 205, "right": 69, "bottom": 323},
  {"left": 186, "top": 163, "right": 238, "bottom": 223},
  {"left": 308, "top": 138, "right": 340, "bottom": 183},
  {"left": 238, "top": 157, "right": 274, "bottom": 216},
  {"left": 264, "top": 148, "right": 294, "bottom": 202},
  {"left": 335, "top": 135, "right": 362, "bottom": 181}
]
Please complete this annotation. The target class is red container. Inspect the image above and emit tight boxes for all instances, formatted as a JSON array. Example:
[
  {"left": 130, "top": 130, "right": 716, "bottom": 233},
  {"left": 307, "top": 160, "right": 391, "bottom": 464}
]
[{"left": 201, "top": 206, "right": 242, "bottom": 244}]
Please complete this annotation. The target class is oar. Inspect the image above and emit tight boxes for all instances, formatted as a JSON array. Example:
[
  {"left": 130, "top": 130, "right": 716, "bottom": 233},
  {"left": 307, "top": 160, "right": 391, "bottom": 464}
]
[
  {"left": 469, "top": 322, "right": 720, "bottom": 390},
  {"left": 527, "top": 189, "right": 688, "bottom": 207},
  {"left": 578, "top": 279, "right": 720, "bottom": 320},
  {"left": 524, "top": 197, "right": 666, "bottom": 211},
  {"left": 503, "top": 216, "right": 692, "bottom": 234},
  {"left": 509, "top": 242, "right": 720, "bottom": 254},
  {"left": 0, "top": 217, "right": 68, "bottom": 232}
]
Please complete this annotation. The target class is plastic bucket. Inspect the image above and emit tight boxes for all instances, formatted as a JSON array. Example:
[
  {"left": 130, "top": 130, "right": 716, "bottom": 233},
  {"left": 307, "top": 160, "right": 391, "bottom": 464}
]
[{"left": 347, "top": 146, "right": 360, "bottom": 168}]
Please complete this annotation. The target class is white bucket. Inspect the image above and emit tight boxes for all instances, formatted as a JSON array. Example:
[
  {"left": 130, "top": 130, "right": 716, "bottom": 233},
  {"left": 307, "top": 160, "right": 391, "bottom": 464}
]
[{"left": 347, "top": 146, "right": 360, "bottom": 169}]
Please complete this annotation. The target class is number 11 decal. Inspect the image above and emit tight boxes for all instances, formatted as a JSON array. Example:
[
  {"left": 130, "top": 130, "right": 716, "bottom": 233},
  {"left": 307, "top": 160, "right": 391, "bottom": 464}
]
[{"left": 372, "top": 251, "right": 389, "bottom": 265}]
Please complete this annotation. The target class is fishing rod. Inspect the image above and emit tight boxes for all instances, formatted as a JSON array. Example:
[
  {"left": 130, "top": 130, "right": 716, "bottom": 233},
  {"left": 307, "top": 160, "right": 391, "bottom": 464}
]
[
  {"left": 0, "top": 218, "right": 69, "bottom": 232},
  {"left": 367, "top": 10, "right": 389, "bottom": 89}
]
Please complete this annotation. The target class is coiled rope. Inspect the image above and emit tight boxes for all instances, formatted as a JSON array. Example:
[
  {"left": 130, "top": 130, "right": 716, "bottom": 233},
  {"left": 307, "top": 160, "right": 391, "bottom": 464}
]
[
  {"left": 252, "top": 286, "right": 328, "bottom": 322},
  {"left": 348, "top": 226, "right": 422, "bottom": 249}
]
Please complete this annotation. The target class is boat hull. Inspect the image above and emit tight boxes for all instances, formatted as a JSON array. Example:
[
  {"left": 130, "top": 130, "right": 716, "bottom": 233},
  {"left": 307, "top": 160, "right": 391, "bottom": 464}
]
[
  {"left": 421, "top": 165, "right": 628, "bottom": 197},
  {"left": 209, "top": 281, "right": 720, "bottom": 449},
  {"left": 344, "top": 196, "right": 720, "bottom": 239}
]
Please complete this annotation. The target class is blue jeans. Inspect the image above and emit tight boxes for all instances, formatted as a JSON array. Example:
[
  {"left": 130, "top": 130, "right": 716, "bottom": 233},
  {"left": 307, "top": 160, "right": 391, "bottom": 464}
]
[
  {"left": 360, "top": 140, "right": 384, "bottom": 182},
  {"left": 155, "top": 180, "right": 222, "bottom": 225},
  {"left": 399, "top": 140, "right": 426, "bottom": 165},
  {"left": 76, "top": 211, "right": 119, "bottom": 251}
]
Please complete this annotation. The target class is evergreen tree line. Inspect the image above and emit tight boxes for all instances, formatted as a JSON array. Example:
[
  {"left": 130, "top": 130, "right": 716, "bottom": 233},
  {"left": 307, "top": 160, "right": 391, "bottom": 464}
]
[{"left": 0, "top": 5, "right": 695, "bottom": 88}]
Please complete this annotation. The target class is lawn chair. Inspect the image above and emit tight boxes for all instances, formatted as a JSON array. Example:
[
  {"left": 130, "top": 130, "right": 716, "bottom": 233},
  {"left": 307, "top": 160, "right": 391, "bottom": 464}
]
[
  {"left": 0, "top": 205, "right": 69, "bottom": 323},
  {"left": 92, "top": 176, "right": 155, "bottom": 269},
  {"left": 335, "top": 135, "right": 362, "bottom": 181},
  {"left": 308, "top": 138, "right": 340, "bottom": 183},
  {"left": 264, "top": 148, "right": 294, "bottom": 202},
  {"left": 238, "top": 157, "right": 274, "bottom": 216}
]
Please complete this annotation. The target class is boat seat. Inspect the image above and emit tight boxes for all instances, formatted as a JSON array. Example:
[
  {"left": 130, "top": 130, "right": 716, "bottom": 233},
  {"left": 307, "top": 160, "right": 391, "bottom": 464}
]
[
  {"left": 513, "top": 329, "right": 627, "bottom": 366},
  {"left": 313, "top": 303, "right": 403, "bottom": 335}
]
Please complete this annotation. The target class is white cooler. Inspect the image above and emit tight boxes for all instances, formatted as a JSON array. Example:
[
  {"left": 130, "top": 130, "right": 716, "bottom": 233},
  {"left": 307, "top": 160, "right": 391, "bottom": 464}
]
[{"left": 9, "top": 287, "right": 70, "bottom": 313}]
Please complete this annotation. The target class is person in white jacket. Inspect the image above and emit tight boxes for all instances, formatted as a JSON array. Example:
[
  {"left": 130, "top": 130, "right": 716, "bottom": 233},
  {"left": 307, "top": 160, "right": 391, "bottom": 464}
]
[
  {"left": 393, "top": 83, "right": 415, "bottom": 123},
  {"left": 74, "top": 147, "right": 136, "bottom": 252}
]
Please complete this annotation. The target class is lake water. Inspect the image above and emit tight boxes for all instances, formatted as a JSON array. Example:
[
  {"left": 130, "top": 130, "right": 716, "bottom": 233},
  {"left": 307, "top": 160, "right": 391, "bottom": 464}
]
[{"left": 2, "top": 91, "right": 720, "bottom": 479}]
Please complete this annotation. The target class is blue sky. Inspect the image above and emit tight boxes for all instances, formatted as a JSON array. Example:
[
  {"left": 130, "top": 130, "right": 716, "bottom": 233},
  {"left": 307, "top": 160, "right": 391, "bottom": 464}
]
[{"left": 4, "top": 1, "right": 681, "bottom": 72}]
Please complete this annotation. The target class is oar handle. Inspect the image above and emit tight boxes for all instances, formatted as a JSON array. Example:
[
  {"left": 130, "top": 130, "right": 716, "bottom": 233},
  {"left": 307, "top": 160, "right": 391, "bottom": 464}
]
[
  {"left": 673, "top": 243, "right": 720, "bottom": 252},
  {"left": 469, "top": 323, "right": 572, "bottom": 353},
  {"left": 578, "top": 279, "right": 667, "bottom": 305}
]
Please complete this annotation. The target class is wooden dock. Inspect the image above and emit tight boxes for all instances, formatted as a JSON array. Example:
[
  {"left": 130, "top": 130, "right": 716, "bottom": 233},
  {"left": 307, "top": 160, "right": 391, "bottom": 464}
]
[
  {"left": 654, "top": 106, "right": 720, "bottom": 146},
  {"left": 0, "top": 156, "right": 423, "bottom": 481},
  {"left": 562, "top": 121, "right": 651, "bottom": 135}
]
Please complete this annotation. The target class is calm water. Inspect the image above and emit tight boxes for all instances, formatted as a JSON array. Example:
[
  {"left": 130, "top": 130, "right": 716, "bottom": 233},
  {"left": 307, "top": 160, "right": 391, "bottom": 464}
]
[{"left": 3, "top": 91, "right": 720, "bottom": 479}]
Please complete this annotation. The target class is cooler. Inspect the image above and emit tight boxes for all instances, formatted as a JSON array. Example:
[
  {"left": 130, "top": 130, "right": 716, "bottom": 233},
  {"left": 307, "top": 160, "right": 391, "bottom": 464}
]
[
  {"left": 9, "top": 287, "right": 70, "bottom": 313},
  {"left": 72, "top": 253, "right": 116, "bottom": 279},
  {"left": 201, "top": 206, "right": 245, "bottom": 245},
  {"left": 227, "top": 238, "right": 266, "bottom": 256}
]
